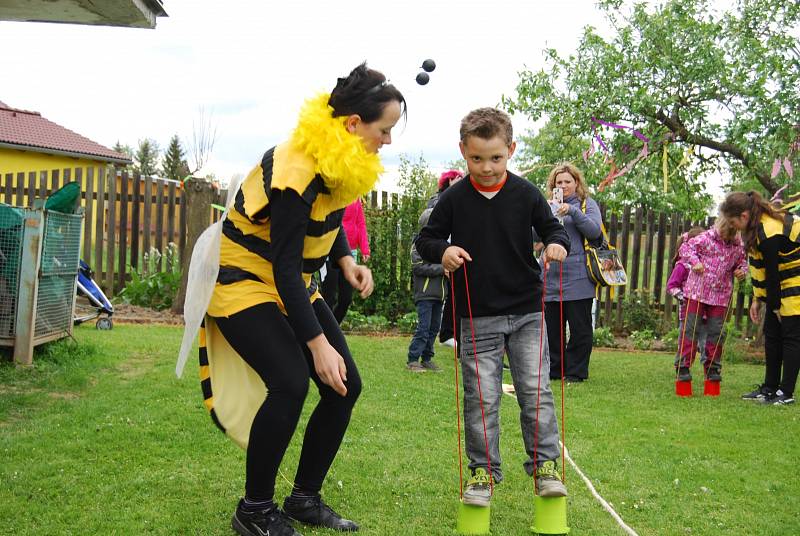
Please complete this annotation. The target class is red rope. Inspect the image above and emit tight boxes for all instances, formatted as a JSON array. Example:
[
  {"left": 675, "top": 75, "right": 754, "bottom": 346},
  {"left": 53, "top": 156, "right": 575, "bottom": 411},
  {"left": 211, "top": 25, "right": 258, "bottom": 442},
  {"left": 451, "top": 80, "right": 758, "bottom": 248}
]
[
  {"left": 462, "top": 262, "right": 494, "bottom": 493},
  {"left": 533, "top": 263, "right": 546, "bottom": 493},
  {"left": 559, "top": 262, "right": 566, "bottom": 483},
  {"left": 675, "top": 279, "right": 705, "bottom": 380},
  {"left": 450, "top": 274, "right": 464, "bottom": 497}
]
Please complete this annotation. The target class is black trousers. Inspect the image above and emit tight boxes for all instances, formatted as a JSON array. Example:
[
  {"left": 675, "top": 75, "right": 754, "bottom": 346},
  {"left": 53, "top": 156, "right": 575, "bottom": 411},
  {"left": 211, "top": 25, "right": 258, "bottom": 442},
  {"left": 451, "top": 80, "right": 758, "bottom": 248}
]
[
  {"left": 320, "top": 258, "right": 354, "bottom": 324},
  {"left": 763, "top": 310, "right": 800, "bottom": 397},
  {"left": 214, "top": 300, "right": 361, "bottom": 500},
  {"left": 545, "top": 298, "right": 594, "bottom": 380}
]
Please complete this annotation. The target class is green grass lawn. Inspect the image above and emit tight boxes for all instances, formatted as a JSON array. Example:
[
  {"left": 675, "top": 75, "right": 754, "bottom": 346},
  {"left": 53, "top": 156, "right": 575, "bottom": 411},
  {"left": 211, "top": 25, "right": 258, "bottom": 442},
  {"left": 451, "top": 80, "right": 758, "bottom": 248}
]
[{"left": 1, "top": 326, "right": 798, "bottom": 535}]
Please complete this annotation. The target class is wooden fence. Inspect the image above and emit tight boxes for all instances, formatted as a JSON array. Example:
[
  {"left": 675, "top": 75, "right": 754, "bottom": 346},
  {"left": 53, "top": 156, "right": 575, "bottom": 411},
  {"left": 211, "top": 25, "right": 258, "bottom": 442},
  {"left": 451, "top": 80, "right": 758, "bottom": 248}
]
[
  {"left": 1, "top": 168, "right": 192, "bottom": 295},
  {"left": 1, "top": 168, "right": 755, "bottom": 333}
]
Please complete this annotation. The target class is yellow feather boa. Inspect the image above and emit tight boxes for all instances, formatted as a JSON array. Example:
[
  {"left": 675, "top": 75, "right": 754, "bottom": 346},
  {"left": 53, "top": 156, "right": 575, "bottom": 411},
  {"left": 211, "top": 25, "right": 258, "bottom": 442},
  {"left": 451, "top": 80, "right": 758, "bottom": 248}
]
[{"left": 289, "top": 93, "right": 383, "bottom": 206}]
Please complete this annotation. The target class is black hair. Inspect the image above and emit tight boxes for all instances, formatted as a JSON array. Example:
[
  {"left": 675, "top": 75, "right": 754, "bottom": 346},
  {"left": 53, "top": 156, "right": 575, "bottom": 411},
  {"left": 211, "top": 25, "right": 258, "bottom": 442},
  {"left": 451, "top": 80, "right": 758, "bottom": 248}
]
[{"left": 328, "top": 62, "right": 407, "bottom": 123}]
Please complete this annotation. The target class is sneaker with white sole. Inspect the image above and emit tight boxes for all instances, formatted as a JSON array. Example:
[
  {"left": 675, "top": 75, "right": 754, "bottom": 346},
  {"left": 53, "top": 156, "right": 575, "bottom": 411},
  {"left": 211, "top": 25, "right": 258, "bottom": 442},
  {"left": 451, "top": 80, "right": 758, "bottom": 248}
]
[
  {"left": 462, "top": 468, "right": 492, "bottom": 506},
  {"left": 535, "top": 460, "right": 567, "bottom": 497},
  {"left": 406, "top": 361, "right": 425, "bottom": 373},
  {"left": 764, "top": 390, "right": 795, "bottom": 406},
  {"left": 421, "top": 360, "right": 442, "bottom": 372},
  {"left": 741, "top": 384, "right": 774, "bottom": 401}
]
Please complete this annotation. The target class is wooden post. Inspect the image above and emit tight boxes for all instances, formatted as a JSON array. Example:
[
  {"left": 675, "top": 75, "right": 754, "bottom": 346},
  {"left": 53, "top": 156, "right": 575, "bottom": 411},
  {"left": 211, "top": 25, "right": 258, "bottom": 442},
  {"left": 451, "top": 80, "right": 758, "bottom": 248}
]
[
  {"left": 654, "top": 212, "right": 667, "bottom": 304},
  {"left": 13, "top": 209, "right": 44, "bottom": 366},
  {"left": 171, "top": 177, "right": 215, "bottom": 315}
]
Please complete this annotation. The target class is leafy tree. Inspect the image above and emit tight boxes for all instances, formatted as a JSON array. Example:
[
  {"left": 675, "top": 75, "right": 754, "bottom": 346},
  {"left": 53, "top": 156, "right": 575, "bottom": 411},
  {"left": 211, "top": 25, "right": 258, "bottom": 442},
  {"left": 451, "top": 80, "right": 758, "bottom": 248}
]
[
  {"left": 134, "top": 138, "right": 161, "bottom": 177},
  {"left": 516, "top": 119, "right": 712, "bottom": 218},
  {"left": 504, "top": 0, "right": 800, "bottom": 199},
  {"left": 161, "top": 134, "right": 190, "bottom": 182}
]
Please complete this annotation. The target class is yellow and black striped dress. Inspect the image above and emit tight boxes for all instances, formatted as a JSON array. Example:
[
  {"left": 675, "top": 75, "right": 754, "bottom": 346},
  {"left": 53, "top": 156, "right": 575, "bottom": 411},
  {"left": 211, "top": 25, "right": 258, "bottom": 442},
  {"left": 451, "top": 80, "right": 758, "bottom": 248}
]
[
  {"left": 749, "top": 213, "right": 800, "bottom": 317},
  {"left": 199, "top": 145, "right": 366, "bottom": 448}
]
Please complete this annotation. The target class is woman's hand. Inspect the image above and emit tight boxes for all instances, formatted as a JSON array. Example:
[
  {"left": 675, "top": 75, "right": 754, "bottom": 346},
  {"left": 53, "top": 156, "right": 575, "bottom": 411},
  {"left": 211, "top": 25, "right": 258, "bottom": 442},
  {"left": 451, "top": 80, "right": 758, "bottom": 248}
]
[
  {"left": 734, "top": 268, "right": 747, "bottom": 281},
  {"left": 307, "top": 334, "right": 348, "bottom": 396},
  {"left": 692, "top": 262, "right": 705, "bottom": 273},
  {"left": 442, "top": 246, "right": 472, "bottom": 272},
  {"left": 749, "top": 300, "right": 763, "bottom": 324},
  {"left": 340, "top": 256, "right": 374, "bottom": 298},
  {"left": 557, "top": 203, "right": 571, "bottom": 217}
]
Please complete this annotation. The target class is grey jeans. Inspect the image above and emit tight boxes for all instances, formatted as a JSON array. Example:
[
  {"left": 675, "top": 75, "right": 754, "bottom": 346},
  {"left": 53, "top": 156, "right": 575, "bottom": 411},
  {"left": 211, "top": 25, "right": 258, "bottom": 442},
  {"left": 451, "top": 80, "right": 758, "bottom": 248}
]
[{"left": 460, "top": 312, "right": 560, "bottom": 483}]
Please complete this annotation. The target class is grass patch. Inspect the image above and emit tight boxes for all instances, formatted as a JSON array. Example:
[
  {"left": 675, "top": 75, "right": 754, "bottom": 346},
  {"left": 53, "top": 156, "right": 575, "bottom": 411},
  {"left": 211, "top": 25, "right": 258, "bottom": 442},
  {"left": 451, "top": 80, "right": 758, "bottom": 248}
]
[{"left": 0, "top": 326, "right": 798, "bottom": 535}]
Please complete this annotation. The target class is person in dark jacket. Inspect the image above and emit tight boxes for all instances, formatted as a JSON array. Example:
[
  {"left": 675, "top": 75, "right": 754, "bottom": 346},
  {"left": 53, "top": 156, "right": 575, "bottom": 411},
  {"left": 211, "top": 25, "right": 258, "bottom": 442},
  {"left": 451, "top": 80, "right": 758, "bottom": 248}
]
[
  {"left": 407, "top": 208, "right": 447, "bottom": 372},
  {"left": 429, "top": 169, "right": 465, "bottom": 348}
]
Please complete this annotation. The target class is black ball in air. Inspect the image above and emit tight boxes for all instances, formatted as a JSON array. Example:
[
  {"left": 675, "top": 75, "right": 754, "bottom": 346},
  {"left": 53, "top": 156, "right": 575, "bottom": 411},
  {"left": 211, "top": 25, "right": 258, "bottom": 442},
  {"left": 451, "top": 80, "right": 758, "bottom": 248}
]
[
  {"left": 416, "top": 72, "right": 430, "bottom": 85},
  {"left": 421, "top": 59, "right": 436, "bottom": 73}
]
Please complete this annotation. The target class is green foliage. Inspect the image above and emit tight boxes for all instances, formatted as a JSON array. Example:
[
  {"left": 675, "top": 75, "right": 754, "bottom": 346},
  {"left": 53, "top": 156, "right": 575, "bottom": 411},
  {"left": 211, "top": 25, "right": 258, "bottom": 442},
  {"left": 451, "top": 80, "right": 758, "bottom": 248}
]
[
  {"left": 133, "top": 138, "right": 161, "bottom": 177},
  {"left": 161, "top": 134, "right": 190, "bottom": 182},
  {"left": 630, "top": 328, "right": 656, "bottom": 350},
  {"left": 505, "top": 0, "right": 800, "bottom": 199},
  {"left": 592, "top": 326, "right": 616, "bottom": 348},
  {"left": 341, "top": 309, "right": 368, "bottom": 332},
  {"left": 623, "top": 288, "right": 662, "bottom": 336},
  {"left": 118, "top": 244, "right": 181, "bottom": 310},
  {"left": 357, "top": 155, "right": 436, "bottom": 322},
  {"left": 660, "top": 327, "right": 681, "bottom": 352},
  {"left": 396, "top": 311, "right": 418, "bottom": 334}
]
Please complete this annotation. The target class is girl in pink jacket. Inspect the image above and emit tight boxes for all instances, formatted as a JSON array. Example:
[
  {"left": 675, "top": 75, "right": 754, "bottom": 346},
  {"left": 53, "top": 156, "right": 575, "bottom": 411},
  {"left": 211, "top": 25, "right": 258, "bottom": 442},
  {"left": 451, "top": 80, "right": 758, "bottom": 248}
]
[{"left": 676, "top": 218, "right": 747, "bottom": 382}]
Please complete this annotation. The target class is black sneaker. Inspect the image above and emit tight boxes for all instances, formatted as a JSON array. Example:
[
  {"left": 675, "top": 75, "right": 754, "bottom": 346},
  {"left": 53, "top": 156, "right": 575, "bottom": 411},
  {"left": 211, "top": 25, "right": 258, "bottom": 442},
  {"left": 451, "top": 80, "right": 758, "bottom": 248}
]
[
  {"left": 765, "top": 390, "right": 795, "bottom": 406},
  {"left": 231, "top": 500, "right": 301, "bottom": 536},
  {"left": 741, "top": 384, "right": 774, "bottom": 401},
  {"left": 283, "top": 495, "right": 359, "bottom": 532},
  {"left": 677, "top": 367, "right": 691, "bottom": 382},
  {"left": 706, "top": 366, "right": 721, "bottom": 382}
]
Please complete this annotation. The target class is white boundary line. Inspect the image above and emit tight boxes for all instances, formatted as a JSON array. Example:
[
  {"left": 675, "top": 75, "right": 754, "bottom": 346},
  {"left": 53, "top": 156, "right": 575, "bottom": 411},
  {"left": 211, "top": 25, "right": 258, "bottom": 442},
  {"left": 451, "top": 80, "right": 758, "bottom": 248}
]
[{"left": 503, "top": 387, "right": 640, "bottom": 536}]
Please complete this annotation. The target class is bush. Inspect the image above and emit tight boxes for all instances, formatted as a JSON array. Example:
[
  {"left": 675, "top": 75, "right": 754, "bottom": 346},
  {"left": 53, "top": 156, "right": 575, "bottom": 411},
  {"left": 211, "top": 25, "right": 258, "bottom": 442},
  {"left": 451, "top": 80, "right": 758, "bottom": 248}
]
[
  {"left": 396, "top": 311, "right": 418, "bottom": 334},
  {"left": 623, "top": 289, "right": 661, "bottom": 336},
  {"left": 630, "top": 329, "right": 656, "bottom": 350},
  {"left": 660, "top": 327, "right": 681, "bottom": 352},
  {"left": 593, "top": 326, "right": 616, "bottom": 347},
  {"left": 364, "top": 315, "right": 391, "bottom": 332},
  {"left": 119, "top": 244, "right": 181, "bottom": 310},
  {"left": 341, "top": 310, "right": 368, "bottom": 332}
]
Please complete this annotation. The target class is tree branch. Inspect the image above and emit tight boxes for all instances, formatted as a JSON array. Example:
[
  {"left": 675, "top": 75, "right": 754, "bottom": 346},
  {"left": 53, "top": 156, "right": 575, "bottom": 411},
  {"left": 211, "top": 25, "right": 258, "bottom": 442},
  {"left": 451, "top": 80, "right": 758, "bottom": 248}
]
[{"left": 654, "top": 108, "right": 778, "bottom": 193}]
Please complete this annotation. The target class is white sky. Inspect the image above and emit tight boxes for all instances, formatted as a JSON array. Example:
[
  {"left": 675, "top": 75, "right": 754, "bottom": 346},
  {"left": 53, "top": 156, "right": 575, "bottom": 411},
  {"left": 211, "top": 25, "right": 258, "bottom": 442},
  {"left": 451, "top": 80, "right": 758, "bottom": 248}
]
[{"left": 0, "top": 0, "right": 609, "bottom": 191}]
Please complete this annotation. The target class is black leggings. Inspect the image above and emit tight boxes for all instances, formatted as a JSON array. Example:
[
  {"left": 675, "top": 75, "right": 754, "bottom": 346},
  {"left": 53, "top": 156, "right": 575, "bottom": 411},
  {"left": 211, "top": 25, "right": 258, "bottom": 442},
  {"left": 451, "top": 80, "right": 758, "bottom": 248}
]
[
  {"left": 763, "top": 310, "right": 800, "bottom": 397},
  {"left": 214, "top": 300, "right": 362, "bottom": 500}
]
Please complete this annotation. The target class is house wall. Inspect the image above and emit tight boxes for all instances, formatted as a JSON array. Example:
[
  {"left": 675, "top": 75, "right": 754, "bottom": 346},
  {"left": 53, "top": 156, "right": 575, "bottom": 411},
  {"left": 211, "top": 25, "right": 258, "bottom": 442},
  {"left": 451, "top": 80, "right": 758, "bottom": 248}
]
[{"left": 0, "top": 147, "right": 107, "bottom": 176}]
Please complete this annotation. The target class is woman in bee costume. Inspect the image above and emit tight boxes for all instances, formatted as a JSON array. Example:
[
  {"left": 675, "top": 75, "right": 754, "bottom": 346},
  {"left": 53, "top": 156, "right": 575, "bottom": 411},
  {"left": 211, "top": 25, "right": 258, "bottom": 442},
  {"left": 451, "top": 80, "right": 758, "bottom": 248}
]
[
  {"left": 178, "top": 64, "right": 405, "bottom": 536},
  {"left": 721, "top": 191, "right": 800, "bottom": 406}
]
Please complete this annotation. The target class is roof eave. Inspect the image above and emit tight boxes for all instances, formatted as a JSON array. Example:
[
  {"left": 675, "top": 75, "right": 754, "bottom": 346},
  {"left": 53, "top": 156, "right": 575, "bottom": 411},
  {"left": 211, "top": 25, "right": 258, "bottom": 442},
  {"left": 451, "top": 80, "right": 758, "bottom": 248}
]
[{"left": 0, "top": 141, "right": 133, "bottom": 165}]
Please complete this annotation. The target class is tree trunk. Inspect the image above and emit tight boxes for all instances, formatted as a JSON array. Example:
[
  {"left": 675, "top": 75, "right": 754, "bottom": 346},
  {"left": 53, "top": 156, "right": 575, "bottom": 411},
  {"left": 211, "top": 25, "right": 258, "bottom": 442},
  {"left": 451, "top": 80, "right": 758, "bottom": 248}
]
[{"left": 171, "top": 178, "right": 215, "bottom": 315}]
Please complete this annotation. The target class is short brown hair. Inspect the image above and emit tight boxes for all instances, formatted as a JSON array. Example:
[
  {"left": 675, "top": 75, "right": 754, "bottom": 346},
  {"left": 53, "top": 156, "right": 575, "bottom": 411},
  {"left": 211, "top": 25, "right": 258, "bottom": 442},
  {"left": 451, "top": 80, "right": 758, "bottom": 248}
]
[
  {"left": 459, "top": 108, "right": 513, "bottom": 146},
  {"left": 546, "top": 162, "right": 589, "bottom": 201}
]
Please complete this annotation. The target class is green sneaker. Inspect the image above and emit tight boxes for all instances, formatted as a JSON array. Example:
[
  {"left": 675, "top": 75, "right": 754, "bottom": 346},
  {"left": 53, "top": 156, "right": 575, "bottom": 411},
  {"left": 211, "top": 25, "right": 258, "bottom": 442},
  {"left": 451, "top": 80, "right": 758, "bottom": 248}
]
[
  {"left": 535, "top": 460, "right": 567, "bottom": 497},
  {"left": 463, "top": 468, "right": 492, "bottom": 506}
]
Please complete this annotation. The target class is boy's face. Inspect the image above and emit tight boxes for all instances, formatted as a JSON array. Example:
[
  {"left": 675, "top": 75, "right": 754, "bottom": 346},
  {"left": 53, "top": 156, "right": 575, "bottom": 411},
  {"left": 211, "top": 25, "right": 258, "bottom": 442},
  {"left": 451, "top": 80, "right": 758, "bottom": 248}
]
[{"left": 459, "top": 135, "right": 516, "bottom": 188}]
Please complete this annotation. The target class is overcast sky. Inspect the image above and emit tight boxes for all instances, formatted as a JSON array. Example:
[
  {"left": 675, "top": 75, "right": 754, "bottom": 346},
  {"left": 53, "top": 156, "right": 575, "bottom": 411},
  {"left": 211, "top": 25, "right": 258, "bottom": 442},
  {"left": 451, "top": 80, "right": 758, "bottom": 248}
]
[{"left": 0, "top": 0, "right": 609, "bottom": 191}]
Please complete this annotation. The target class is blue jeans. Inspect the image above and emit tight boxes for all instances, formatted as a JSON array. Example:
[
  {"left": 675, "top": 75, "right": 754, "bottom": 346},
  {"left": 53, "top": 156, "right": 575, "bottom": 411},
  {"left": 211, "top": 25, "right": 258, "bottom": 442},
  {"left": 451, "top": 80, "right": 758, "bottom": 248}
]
[
  {"left": 460, "top": 313, "right": 560, "bottom": 483},
  {"left": 408, "top": 300, "right": 443, "bottom": 363}
]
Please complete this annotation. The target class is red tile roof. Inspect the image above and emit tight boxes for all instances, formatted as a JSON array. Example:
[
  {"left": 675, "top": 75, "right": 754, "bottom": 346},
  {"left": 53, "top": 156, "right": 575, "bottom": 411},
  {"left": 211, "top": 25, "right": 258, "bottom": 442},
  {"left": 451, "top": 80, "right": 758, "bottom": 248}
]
[{"left": 0, "top": 102, "right": 132, "bottom": 163}]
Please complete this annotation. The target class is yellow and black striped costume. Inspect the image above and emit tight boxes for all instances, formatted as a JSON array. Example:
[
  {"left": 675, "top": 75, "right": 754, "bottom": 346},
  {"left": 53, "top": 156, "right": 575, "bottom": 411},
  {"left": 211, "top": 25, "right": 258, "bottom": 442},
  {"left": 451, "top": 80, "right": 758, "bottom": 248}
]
[
  {"left": 749, "top": 213, "right": 800, "bottom": 316},
  {"left": 199, "top": 93, "right": 383, "bottom": 448}
]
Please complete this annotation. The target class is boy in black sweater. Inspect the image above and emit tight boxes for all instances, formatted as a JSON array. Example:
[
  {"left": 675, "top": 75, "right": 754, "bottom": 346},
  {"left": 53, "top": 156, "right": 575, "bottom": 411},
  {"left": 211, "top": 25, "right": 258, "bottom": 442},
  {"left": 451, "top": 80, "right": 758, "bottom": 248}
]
[{"left": 415, "top": 108, "right": 570, "bottom": 506}]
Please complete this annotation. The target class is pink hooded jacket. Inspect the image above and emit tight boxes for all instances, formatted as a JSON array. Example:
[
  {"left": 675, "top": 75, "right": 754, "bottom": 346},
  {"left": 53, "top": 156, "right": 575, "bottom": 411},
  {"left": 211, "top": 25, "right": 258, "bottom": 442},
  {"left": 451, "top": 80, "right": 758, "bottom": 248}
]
[
  {"left": 683, "top": 227, "right": 746, "bottom": 306},
  {"left": 342, "top": 199, "right": 370, "bottom": 257}
]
